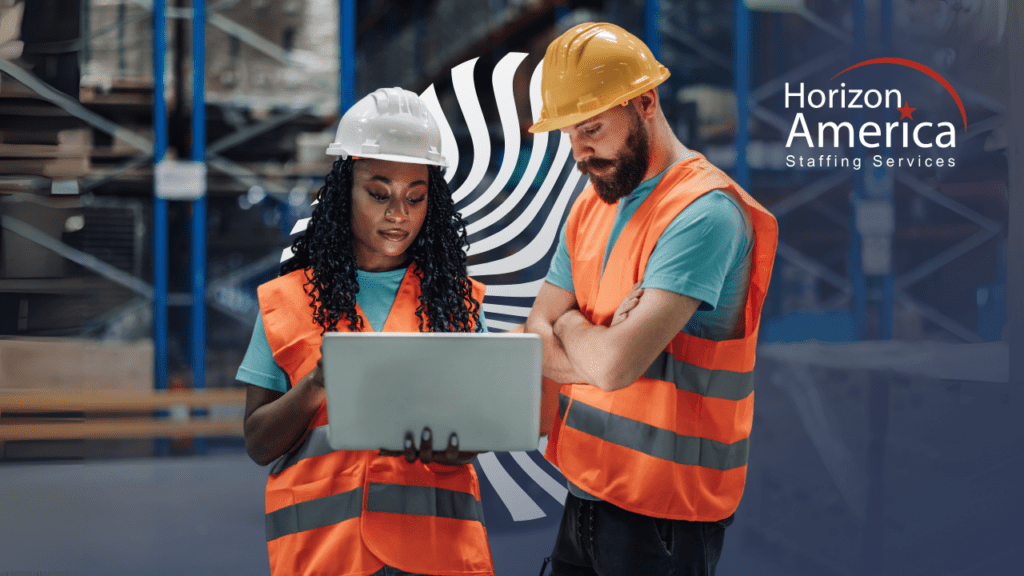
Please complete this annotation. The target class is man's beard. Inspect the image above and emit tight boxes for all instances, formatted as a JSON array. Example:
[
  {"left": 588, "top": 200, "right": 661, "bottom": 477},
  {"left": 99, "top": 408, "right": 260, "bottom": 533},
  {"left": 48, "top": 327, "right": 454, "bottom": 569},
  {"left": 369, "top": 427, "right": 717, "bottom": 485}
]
[{"left": 577, "top": 112, "right": 650, "bottom": 204}]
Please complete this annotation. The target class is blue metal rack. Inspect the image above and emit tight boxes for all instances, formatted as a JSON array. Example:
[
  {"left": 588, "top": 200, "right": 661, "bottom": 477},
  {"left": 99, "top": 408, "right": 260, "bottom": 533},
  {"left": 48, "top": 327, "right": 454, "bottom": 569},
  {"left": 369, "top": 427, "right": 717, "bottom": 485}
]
[
  {"left": 340, "top": 0, "right": 356, "bottom": 113},
  {"left": 191, "top": 0, "right": 208, "bottom": 451},
  {"left": 734, "top": 0, "right": 750, "bottom": 193},
  {"left": 645, "top": 0, "right": 660, "bottom": 61},
  {"left": 147, "top": 0, "right": 359, "bottom": 398},
  {"left": 5, "top": 0, "right": 1003, "bottom": 408},
  {"left": 731, "top": 0, "right": 1002, "bottom": 344},
  {"left": 153, "top": 0, "right": 169, "bottom": 393}
]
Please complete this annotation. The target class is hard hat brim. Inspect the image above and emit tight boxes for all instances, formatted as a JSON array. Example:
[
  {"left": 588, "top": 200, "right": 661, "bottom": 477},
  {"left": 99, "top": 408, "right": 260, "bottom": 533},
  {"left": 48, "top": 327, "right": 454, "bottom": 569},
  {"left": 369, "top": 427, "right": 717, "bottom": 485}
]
[
  {"left": 528, "top": 69, "right": 670, "bottom": 133},
  {"left": 326, "top": 147, "right": 447, "bottom": 168}
]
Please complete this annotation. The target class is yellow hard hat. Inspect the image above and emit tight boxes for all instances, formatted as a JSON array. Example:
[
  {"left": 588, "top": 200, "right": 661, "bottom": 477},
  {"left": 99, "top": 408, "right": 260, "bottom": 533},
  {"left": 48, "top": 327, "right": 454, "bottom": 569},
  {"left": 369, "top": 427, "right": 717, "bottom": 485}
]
[{"left": 529, "top": 22, "right": 670, "bottom": 133}]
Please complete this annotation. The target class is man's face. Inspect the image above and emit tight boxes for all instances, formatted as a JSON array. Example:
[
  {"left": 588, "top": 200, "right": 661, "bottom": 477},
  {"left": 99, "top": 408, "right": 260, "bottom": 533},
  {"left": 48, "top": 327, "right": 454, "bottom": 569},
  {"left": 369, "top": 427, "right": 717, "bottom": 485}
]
[{"left": 561, "top": 104, "right": 650, "bottom": 204}]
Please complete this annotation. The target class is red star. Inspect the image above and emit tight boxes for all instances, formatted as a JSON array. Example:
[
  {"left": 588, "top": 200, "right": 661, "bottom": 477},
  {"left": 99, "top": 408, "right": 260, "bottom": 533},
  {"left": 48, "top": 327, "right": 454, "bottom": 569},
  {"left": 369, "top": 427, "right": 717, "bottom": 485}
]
[{"left": 898, "top": 102, "right": 916, "bottom": 120}]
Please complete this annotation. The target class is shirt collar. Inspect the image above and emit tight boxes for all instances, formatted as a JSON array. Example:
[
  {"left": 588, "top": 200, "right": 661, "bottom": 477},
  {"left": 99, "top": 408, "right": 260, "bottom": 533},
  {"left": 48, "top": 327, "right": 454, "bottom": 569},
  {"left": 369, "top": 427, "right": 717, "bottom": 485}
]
[{"left": 619, "top": 151, "right": 696, "bottom": 208}]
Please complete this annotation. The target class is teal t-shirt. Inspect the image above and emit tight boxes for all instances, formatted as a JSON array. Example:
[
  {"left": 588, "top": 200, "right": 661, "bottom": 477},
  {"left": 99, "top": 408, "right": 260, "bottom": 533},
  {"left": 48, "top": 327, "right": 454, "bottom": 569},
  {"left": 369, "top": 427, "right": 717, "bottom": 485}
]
[
  {"left": 236, "top": 267, "right": 488, "bottom": 393},
  {"left": 545, "top": 153, "right": 754, "bottom": 499},
  {"left": 546, "top": 153, "right": 753, "bottom": 340}
]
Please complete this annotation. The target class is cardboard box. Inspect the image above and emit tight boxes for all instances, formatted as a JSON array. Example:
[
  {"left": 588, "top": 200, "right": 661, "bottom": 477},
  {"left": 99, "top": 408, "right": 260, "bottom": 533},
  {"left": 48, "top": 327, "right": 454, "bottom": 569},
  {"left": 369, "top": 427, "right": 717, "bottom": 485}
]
[
  {"left": 0, "top": 337, "right": 153, "bottom": 391},
  {"left": 0, "top": 196, "right": 73, "bottom": 279}
]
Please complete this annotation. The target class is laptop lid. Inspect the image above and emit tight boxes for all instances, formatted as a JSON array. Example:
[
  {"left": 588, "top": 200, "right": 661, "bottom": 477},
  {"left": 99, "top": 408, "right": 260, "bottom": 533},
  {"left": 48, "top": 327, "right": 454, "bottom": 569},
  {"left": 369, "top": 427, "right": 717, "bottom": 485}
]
[{"left": 320, "top": 332, "right": 541, "bottom": 452}]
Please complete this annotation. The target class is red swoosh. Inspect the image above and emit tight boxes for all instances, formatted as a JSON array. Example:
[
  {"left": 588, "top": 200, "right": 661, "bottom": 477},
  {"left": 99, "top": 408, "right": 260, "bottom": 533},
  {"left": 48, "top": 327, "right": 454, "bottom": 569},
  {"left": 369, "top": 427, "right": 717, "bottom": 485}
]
[{"left": 830, "top": 57, "right": 967, "bottom": 130}]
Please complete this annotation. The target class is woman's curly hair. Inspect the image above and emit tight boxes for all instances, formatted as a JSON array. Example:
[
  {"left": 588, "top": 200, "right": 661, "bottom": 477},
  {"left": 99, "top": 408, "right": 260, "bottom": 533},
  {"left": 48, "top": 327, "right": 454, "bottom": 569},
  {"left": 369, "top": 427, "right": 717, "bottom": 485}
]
[{"left": 281, "top": 157, "right": 480, "bottom": 333}]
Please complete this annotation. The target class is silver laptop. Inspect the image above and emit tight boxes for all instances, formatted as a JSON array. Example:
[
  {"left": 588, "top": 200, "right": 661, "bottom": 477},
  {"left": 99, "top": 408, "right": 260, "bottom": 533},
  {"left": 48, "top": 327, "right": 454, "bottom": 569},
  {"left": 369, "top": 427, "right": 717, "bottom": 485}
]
[{"left": 320, "top": 333, "right": 542, "bottom": 453}]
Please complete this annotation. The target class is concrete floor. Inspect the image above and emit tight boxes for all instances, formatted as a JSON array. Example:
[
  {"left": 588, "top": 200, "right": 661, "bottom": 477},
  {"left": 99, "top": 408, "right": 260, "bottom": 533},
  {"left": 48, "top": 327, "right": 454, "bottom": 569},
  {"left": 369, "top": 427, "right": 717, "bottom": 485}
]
[
  {"left": 0, "top": 449, "right": 803, "bottom": 576},
  {"left": 0, "top": 453, "right": 269, "bottom": 575},
  {"left": 3, "top": 359, "right": 1021, "bottom": 575}
]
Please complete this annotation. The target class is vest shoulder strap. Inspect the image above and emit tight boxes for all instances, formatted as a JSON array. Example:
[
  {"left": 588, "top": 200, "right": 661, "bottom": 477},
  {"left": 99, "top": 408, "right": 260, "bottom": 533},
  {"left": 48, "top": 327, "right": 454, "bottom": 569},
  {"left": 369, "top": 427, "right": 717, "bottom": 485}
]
[{"left": 257, "top": 269, "right": 322, "bottom": 384}]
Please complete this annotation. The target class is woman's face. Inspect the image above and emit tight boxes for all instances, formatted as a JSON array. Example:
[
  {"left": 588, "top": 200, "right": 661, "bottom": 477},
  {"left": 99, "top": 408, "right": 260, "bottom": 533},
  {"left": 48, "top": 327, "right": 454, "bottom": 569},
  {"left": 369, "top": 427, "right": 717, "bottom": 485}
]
[{"left": 349, "top": 158, "right": 430, "bottom": 272}]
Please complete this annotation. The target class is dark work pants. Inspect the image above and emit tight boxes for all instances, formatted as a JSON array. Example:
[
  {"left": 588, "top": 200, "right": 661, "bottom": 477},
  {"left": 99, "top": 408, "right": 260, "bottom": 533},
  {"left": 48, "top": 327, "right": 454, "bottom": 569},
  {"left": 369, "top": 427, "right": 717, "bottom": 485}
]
[
  {"left": 548, "top": 493, "right": 734, "bottom": 576},
  {"left": 369, "top": 566, "right": 430, "bottom": 576}
]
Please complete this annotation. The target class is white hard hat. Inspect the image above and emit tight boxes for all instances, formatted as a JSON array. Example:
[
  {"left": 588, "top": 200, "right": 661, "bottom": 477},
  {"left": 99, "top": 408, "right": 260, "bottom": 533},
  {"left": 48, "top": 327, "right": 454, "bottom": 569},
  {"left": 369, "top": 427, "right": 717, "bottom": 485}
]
[{"left": 327, "top": 87, "right": 447, "bottom": 168}]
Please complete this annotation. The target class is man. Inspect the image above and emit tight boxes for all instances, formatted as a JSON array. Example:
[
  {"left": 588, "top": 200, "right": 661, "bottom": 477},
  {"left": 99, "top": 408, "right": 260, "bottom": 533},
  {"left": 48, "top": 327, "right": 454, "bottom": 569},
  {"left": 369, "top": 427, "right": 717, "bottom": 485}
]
[{"left": 524, "top": 23, "right": 778, "bottom": 576}]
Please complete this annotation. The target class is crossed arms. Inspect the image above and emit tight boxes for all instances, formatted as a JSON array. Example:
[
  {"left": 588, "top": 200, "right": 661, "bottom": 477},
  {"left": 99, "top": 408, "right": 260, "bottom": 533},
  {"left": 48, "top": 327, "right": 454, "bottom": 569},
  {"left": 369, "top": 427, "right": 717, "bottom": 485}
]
[{"left": 524, "top": 281, "right": 701, "bottom": 392}]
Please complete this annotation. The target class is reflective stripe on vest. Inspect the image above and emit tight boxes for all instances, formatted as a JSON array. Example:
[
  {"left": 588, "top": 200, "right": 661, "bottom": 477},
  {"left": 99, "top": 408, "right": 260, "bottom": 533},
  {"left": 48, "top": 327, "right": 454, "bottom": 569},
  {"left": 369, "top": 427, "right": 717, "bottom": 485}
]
[
  {"left": 558, "top": 393, "right": 749, "bottom": 471},
  {"left": 269, "top": 425, "right": 333, "bottom": 476},
  {"left": 546, "top": 152, "right": 778, "bottom": 522},
  {"left": 642, "top": 350, "right": 754, "bottom": 401},
  {"left": 265, "top": 482, "right": 483, "bottom": 542},
  {"left": 266, "top": 487, "right": 363, "bottom": 541},
  {"left": 367, "top": 483, "right": 485, "bottom": 524}
]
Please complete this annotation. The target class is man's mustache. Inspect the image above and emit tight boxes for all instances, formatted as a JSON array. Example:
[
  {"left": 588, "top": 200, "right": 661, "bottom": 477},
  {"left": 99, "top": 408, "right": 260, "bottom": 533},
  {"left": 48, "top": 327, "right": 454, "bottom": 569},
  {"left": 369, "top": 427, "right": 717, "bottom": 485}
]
[{"left": 577, "top": 157, "right": 614, "bottom": 175}]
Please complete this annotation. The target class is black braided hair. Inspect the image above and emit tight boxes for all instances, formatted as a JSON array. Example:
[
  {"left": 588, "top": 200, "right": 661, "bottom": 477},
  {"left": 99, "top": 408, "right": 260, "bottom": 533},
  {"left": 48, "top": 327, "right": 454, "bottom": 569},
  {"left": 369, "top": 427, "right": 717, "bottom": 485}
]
[{"left": 280, "top": 157, "right": 480, "bottom": 334}]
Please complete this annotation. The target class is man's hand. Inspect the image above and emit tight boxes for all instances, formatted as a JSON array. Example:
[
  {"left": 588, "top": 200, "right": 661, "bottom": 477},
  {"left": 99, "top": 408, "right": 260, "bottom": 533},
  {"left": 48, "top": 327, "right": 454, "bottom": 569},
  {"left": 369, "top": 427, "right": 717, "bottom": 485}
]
[
  {"left": 525, "top": 282, "right": 591, "bottom": 385},
  {"left": 611, "top": 281, "right": 643, "bottom": 327}
]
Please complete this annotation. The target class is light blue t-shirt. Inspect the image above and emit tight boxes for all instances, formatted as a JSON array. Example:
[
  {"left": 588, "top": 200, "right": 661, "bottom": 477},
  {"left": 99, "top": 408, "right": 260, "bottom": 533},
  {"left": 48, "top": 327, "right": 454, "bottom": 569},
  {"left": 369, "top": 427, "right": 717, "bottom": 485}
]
[
  {"left": 546, "top": 154, "right": 753, "bottom": 340},
  {"left": 236, "top": 267, "right": 488, "bottom": 392},
  {"left": 546, "top": 154, "right": 754, "bottom": 499}
]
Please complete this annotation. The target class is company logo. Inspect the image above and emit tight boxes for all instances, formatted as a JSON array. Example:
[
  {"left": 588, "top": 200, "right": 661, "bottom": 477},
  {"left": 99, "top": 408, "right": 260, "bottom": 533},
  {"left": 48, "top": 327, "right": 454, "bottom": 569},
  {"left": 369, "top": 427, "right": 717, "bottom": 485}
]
[{"left": 785, "top": 57, "right": 965, "bottom": 170}]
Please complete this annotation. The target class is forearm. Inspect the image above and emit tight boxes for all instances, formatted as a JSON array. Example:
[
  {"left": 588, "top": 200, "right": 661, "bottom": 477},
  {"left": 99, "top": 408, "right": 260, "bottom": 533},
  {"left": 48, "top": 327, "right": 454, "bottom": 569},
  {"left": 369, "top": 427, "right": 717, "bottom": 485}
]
[
  {"left": 525, "top": 314, "right": 589, "bottom": 384},
  {"left": 553, "top": 310, "right": 631, "bottom": 392},
  {"left": 244, "top": 376, "right": 325, "bottom": 466}
]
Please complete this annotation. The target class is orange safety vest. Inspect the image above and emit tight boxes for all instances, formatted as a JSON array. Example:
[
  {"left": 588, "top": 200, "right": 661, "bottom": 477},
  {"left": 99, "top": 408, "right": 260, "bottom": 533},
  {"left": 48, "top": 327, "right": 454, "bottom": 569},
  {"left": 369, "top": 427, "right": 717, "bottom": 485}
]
[
  {"left": 258, "top": 265, "right": 493, "bottom": 576},
  {"left": 544, "top": 152, "right": 778, "bottom": 522}
]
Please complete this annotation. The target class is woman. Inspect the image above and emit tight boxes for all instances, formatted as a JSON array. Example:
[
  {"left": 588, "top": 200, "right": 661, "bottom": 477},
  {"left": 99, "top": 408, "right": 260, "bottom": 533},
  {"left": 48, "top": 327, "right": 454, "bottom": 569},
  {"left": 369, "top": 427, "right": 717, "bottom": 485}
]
[{"left": 238, "top": 87, "right": 494, "bottom": 576}]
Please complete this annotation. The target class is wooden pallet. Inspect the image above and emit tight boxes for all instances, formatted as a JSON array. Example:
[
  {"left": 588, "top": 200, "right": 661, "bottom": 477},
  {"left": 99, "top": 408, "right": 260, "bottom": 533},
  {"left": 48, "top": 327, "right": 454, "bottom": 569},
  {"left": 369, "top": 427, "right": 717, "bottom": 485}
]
[
  {"left": 79, "top": 77, "right": 161, "bottom": 107},
  {"left": 0, "top": 388, "right": 246, "bottom": 440},
  {"left": 0, "top": 128, "right": 91, "bottom": 179}
]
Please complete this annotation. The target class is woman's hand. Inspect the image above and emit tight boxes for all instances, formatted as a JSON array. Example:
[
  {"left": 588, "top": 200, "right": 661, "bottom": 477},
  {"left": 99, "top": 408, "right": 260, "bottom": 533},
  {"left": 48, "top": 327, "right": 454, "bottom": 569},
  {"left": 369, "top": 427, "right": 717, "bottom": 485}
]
[
  {"left": 610, "top": 281, "right": 644, "bottom": 327},
  {"left": 306, "top": 358, "right": 326, "bottom": 390},
  {"left": 243, "top": 358, "right": 327, "bottom": 466},
  {"left": 379, "top": 427, "right": 482, "bottom": 466}
]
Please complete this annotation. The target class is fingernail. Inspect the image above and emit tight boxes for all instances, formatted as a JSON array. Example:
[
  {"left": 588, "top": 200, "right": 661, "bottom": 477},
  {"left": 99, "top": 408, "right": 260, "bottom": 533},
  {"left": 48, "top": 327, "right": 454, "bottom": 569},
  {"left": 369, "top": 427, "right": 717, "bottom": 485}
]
[
  {"left": 451, "top": 436, "right": 459, "bottom": 447},
  {"left": 405, "top": 438, "right": 413, "bottom": 449},
  {"left": 422, "top": 429, "right": 431, "bottom": 441}
]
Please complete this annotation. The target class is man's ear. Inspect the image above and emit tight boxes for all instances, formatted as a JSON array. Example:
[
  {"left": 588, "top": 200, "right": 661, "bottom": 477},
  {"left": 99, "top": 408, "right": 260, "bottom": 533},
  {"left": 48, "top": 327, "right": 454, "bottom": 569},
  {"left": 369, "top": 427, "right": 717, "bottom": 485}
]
[{"left": 635, "top": 89, "right": 659, "bottom": 120}]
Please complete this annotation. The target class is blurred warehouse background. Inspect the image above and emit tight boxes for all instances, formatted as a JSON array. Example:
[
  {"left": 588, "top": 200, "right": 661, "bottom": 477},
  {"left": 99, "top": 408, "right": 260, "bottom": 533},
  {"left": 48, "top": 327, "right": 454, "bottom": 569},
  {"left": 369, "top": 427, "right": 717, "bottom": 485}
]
[{"left": 0, "top": 0, "right": 1020, "bottom": 575}]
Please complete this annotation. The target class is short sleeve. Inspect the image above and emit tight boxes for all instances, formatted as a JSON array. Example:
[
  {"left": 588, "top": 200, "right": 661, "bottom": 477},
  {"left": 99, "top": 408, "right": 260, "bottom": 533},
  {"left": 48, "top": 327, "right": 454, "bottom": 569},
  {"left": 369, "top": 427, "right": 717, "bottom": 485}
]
[
  {"left": 544, "top": 221, "right": 575, "bottom": 293},
  {"left": 641, "top": 190, "right": 750, "bottom": 311},
  {"left": 236, "top": 311, "right": 290, "bottom": 393}
]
